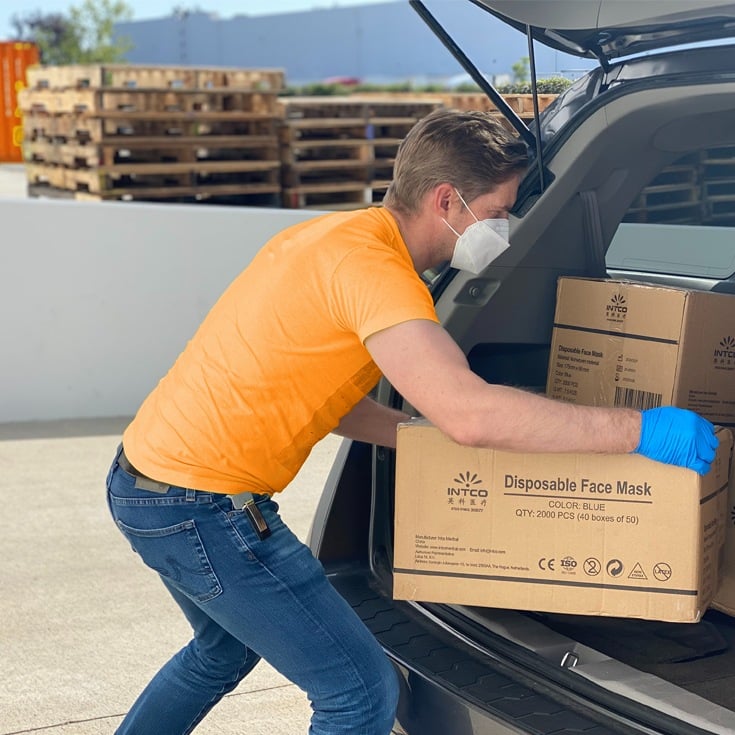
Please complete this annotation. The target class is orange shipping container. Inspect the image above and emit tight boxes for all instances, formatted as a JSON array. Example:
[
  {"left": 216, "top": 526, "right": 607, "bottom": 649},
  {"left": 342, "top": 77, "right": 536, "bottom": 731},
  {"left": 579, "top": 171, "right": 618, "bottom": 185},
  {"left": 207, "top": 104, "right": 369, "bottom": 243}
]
[{"left": 0, "top": 42, "right": 39, "bottom": 163}]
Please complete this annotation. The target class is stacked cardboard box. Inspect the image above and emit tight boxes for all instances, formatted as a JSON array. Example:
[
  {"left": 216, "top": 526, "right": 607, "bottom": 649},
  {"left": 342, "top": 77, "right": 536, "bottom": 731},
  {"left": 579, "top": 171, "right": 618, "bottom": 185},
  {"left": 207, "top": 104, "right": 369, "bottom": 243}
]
[
  {"left": 545, "top": 277, "right": 735, "bottom": 423},
  {"left": 544, "top": 277, "right": 735, "bottom": 616},
  {"left": 393, "top": 277, "right": 735, "bottom": 622}
]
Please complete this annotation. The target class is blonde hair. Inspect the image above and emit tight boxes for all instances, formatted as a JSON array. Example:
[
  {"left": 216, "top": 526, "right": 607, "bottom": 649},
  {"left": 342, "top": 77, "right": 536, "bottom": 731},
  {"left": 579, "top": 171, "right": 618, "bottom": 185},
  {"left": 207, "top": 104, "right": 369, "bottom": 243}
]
[{"left": 383, "top": 108, "right": 529, "bottom": 214}]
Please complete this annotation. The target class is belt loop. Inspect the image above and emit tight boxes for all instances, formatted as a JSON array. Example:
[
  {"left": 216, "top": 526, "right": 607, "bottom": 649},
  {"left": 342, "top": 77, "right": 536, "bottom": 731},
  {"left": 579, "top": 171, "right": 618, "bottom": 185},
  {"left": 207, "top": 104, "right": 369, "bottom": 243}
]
[{"left": 185, "top": 488, "right": 197, "bottom": 502}]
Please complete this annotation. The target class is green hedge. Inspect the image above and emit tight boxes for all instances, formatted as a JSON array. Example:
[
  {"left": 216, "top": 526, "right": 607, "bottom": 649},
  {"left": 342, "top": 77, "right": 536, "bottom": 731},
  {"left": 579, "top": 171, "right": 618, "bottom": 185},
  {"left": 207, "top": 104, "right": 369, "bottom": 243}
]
[{"left": 281, "top": 77, "right": 573, "bottom": 97}]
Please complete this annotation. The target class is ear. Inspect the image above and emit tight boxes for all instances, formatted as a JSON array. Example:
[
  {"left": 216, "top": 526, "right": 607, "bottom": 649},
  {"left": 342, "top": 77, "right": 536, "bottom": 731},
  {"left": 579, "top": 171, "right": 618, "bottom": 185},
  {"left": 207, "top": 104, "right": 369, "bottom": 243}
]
[{"left": 432, "top": 182, "right": 455, "bottom": 216}]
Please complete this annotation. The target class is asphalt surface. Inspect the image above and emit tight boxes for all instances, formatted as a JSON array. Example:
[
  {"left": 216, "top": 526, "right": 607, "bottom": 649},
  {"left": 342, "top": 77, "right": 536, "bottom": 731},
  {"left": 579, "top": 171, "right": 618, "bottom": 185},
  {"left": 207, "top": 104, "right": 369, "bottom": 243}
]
[{"left": 0, "top": 166, "right": 344, "bottom": 734}]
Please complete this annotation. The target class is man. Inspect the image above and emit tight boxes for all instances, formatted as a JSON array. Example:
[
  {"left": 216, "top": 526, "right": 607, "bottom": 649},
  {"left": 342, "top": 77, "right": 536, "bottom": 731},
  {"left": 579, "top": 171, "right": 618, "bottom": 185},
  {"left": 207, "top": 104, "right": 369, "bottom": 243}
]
[{"left": 106, "top": 108, "right": 717, "bottom": 735}]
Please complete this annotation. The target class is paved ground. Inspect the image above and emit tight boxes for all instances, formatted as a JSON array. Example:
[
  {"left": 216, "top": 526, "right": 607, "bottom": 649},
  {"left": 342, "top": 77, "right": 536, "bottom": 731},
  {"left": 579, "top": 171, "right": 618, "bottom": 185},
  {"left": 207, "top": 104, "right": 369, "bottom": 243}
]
[
  {"left": 0, "top": 165, "right": 344, "bottom": 734},
  {"left": 0, "top": 163, "right": 27, "bottom": 198},
  {"left": 1, "top": 418, "right": 342, "bottom": 734}
]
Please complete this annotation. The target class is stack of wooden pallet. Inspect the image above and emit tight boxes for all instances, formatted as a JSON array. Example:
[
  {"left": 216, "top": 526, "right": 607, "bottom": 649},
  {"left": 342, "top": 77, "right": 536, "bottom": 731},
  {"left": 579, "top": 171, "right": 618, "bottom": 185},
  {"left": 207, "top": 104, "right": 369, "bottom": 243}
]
[
  {"left": 699, "top": 145, "right": 735, "bottom": 225},
  {"left": 624, "top": 152, "right": 701, "bottom": 224},
  {"left": 441, "top": 92, "right": 558, "bottom": 120},
  {"left": 18, "top": 67, "right": 564, "bottom": 210},
  {"left": 278, "top": 95, "right": 443, "bottom": 209},
  {"left": 19, "top": 64, "right": 285, "bottom": 205},
  {"left": 623, "top": 145, "right": 735, "bottom": 226}
]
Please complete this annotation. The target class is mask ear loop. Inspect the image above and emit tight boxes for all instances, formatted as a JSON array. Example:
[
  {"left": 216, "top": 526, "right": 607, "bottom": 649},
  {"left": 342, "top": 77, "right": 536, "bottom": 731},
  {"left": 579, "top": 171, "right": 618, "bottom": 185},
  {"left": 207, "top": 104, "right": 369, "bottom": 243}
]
[
  {"left": 442, "top": 218, "right": 461, "bottom": 237},
  {"left": 454, "top": 188, "right": 479, "bottom": 223},
  {"left": 441, "top": 187, "right": 465, "bottom": 237}
]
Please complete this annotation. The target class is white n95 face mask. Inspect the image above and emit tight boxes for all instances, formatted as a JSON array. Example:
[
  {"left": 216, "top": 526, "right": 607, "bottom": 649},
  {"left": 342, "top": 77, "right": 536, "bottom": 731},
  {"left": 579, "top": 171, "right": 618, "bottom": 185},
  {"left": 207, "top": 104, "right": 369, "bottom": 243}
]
[
  {"left": 449, "top": 218, "right": 510, "bottom": 273},
  {"left": 443, "top": 190, "right": 510, "bottom": 274}
]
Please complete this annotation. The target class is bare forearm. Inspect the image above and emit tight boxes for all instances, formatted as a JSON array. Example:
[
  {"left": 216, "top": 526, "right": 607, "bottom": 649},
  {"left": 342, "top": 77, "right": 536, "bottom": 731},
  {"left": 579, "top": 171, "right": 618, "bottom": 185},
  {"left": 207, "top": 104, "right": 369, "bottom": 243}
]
[
  {"left": 333, "top": 396, "right": 410, "bottom": 448},
  {"left": 364, "top": 321, "right": 717, "bottom": 469},
  {"left": 444, "top": 381, "right": 641, "bottom": 454}
]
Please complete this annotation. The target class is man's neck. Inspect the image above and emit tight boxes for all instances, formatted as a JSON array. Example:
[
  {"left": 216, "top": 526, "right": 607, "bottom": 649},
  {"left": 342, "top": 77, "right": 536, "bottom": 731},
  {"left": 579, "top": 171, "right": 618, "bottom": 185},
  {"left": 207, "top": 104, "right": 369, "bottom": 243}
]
[{"left": 383, "top": 204, "right": 436, "bottom": 275}]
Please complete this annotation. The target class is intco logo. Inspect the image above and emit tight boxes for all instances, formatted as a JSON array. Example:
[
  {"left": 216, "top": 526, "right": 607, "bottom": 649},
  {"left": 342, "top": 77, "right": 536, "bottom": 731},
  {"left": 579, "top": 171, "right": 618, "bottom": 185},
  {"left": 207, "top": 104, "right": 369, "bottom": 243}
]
[
  {"left": 447, "top": 471, "right": 488, "bottom": 498},
  {"left": 606, "top": 293, "right": 628, "bottom": 317},
  {"left": 714, "top": 335, "right": 735, "bottom": 367}
]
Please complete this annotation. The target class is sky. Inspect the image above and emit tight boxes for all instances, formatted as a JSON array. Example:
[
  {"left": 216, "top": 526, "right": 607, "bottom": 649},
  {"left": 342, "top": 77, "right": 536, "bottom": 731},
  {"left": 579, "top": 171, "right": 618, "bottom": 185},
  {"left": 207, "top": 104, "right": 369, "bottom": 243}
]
[{"left": 1, "top": 0, "right": 391, "bottom": 40}]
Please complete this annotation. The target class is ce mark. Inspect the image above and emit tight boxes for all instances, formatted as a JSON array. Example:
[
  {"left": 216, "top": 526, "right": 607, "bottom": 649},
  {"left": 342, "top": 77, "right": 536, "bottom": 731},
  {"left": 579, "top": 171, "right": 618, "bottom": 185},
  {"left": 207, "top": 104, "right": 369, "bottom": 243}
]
[{"left": 538, "top": 557, "right": 556, "bottom": 571}]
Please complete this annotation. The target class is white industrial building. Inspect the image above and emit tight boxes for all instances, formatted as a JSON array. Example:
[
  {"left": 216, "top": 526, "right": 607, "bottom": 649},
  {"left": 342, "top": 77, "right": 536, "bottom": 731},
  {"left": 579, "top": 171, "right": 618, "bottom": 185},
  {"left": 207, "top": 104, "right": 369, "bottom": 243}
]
[{"left": 115, "top": 1, "right": 594, "bottom": 87}]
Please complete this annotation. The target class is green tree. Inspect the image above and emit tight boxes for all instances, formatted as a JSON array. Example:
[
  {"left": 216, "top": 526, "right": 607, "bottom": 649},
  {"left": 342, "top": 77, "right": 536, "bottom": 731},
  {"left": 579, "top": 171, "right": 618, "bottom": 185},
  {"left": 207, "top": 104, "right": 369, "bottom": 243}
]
[
  {"left": 11, "top": 0, "right": 133, "bottom": 65},
  {"left": 69, "top": 0, "right": 133, "bottom": 62},
  {"left": 511, "top": 56, "right": 530, "bottom": 84},
  {"left": 10, "top": 12, "right": 78, "bottom": 65}
]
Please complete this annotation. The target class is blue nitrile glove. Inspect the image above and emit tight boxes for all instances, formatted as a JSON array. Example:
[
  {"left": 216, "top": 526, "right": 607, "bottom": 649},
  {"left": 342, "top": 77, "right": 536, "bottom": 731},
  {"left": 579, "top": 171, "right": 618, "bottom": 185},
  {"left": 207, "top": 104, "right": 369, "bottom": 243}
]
[{"left": 634, "top": 406, "right": 718, "bottom": 475}]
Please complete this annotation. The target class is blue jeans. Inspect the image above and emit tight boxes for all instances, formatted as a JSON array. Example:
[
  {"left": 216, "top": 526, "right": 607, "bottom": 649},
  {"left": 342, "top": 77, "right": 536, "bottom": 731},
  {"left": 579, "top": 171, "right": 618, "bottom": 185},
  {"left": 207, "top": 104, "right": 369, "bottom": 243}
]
[{"left": 106, "top": 447, "right": 399, "bottom": 735}]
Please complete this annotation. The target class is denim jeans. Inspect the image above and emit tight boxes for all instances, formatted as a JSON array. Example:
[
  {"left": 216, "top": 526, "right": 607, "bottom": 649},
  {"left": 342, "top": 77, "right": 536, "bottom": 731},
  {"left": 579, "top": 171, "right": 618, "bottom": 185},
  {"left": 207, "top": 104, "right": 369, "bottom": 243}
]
[{"left": 106, "top": 447, "right": 399, "bottom": 735}]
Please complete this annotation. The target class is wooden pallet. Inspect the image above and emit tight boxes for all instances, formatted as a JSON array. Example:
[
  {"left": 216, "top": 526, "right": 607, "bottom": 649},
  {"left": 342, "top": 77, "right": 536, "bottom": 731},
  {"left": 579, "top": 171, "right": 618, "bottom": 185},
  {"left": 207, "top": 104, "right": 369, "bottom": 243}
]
[
  {"left": 28, "top": 181, "right": 282, "bottom": 206},
  {"left": 443, "top": 92, "right": 557, "bottom": 117},
  {"left": 370, "top": 178, "right": 391, "bottom": 204},
  {"left": 280, "top": 95, "right": 442, "bottom": 119},
  {"left": 351, "top": 92, "right": 558, "bottom": 118},
  {"left": 282, "top": 182, "right": 373, "bottom": 210},
  {"left": 23, "top": 112, "right": 280, "bottom": 145},
  {"left": 20, "top": 65, "right": 283, "bottom": 206},
  {"left": 277, "top": 96, "right": 440, "bottom": 202},
  {"left": 21, "top": 86, "right": 565, "bottom": 209},
  {"left": 26, "top": 163, "right": 67, "bottom": 189},
  {"left": 19, "top": 87, "right": 279, "bottom": 116},
  {"left": 707, "top": 205, "right": 735, "bottom": 223},
  {"left": 623, "top": 200, "right": 703, "bottom": 224},
  {"left": 27, "top": 159, "right": 281, "bottom": 195},
  {"left": 26, "top": 64, "right": 285, "bottom": 92},
  {"left": 281, "top": 163, "right": 373, "bottom": 189},
  {"left": 630, "top": 181, "right": 699, "bottom": 210},
  {"left": 26, "top": 136, "right": 279, "bottom": 168},
  {"left": 280, "top": 134, "right": 375, "bottom": 188},
  {"left": 282, "top": 116, "right": 431, "bottom": 142},
  {"left": 279, "top": 96, "right": 441, "bottom": 143},
  {"left": 280, "top": 136, "right": 374, "bottom": 164},
  {"left": 26, "top": 109, "right": 278, "bottom": 124}
]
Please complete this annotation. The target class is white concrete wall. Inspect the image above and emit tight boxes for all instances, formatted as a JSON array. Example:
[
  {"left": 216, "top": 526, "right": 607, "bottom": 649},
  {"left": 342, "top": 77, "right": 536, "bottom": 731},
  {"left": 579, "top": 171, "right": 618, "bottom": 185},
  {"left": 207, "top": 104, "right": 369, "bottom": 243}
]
[{"left": 1, "top": 197, "right": 319, "bottom": 423}]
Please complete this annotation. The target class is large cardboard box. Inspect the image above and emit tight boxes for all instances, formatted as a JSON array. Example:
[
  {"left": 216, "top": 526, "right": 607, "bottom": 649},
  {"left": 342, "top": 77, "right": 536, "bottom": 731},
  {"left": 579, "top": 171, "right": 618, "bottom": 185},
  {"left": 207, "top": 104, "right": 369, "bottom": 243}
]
[
  {"left": 543, "top": 277, "right": 735, "bottom": 615},
  {"left": 713, "top": 469, "right": 735, "bottom": 616},
  {"left": 393, "top": 420, "right": 732, "bottom": 623},
  {"left": 545, "top": 277, "right": 735, "bottom": 424}
]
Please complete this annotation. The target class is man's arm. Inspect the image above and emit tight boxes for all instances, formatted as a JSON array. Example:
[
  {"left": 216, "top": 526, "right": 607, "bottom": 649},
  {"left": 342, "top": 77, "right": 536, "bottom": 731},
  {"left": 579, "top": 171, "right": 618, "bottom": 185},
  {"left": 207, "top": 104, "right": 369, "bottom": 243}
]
[
  {"left": 333, "top": 395, "right": 410, "bottom": 449},
  {"left": 364, "top": 319, "right": 643, "bottom": 454}
]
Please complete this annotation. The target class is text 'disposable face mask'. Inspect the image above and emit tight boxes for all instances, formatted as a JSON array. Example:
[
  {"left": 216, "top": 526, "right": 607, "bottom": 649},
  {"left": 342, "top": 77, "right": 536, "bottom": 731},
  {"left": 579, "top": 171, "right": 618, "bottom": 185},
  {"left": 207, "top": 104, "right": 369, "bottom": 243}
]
[{"left": 443, "top": 190, "right": 511, "bottom": 274}]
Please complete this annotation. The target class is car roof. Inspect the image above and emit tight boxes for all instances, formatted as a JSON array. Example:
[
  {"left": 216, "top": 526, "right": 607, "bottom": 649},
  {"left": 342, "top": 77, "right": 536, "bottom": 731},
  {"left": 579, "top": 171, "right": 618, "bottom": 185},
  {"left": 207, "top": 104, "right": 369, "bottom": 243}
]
[{"left": 472, "top": 0, "right": 735, "bottom": 61}]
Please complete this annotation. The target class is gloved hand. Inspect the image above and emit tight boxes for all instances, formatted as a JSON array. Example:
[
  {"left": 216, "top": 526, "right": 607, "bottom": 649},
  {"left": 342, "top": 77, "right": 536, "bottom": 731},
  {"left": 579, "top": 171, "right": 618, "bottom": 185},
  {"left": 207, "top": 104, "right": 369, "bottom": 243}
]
[{"left": 634, "top": 406, "right": 718, "bottom": 475}]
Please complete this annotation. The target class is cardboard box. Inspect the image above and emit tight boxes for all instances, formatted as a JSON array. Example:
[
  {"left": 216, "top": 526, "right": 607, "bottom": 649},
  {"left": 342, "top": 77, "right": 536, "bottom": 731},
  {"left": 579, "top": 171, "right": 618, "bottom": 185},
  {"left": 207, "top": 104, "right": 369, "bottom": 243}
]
[
  {"left": 393, "top": 420, "right": 732, "bottom": 622},
  {"left": 545, "top": 277, "right": 735, "bottom": 424},
  {"left": 713, "top": 468, "right": 735, "bottom": 616},
  {"left": 543, "top": 277, "right": 735, "bottom": 615}
]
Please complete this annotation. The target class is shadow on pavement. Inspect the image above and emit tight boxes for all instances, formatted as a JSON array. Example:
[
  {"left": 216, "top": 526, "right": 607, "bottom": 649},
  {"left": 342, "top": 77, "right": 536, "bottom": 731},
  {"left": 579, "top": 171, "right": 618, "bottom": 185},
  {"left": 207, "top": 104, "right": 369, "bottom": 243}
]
[{"left": 0, "top": 415, "right": 132, "bottom": 440}]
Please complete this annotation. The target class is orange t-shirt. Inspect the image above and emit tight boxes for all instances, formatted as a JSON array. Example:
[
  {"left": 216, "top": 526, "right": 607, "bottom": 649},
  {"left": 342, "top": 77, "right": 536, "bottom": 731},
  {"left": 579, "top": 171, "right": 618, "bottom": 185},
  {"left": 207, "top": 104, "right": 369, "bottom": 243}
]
[{"left": 122, "top": 207, "right": 439, "bottom": 494}]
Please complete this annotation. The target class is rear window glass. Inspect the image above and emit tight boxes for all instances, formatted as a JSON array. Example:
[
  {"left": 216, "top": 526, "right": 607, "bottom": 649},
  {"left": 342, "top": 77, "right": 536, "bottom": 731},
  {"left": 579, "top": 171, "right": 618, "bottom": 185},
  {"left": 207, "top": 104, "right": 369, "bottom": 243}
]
[{"left": 607, "top": 145, "right": 735, "bottom": 278}]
